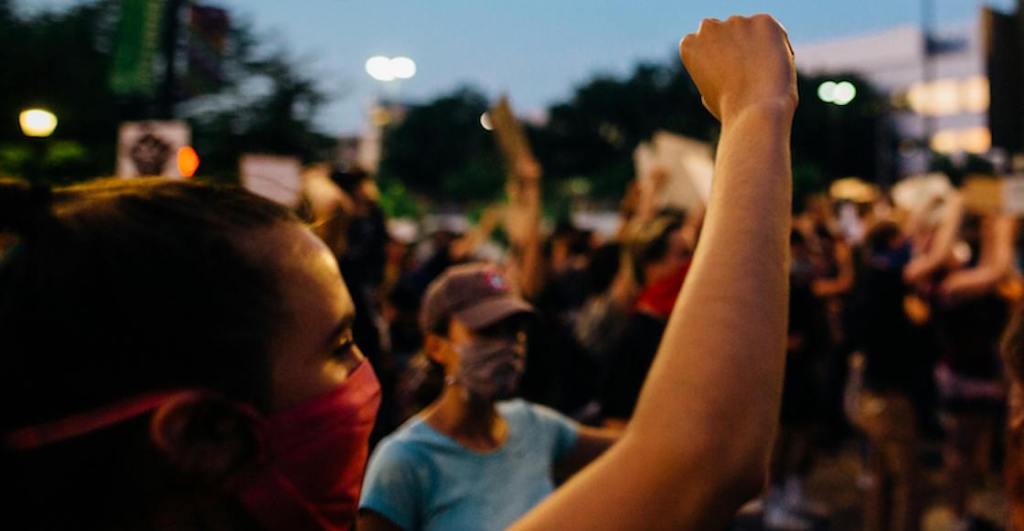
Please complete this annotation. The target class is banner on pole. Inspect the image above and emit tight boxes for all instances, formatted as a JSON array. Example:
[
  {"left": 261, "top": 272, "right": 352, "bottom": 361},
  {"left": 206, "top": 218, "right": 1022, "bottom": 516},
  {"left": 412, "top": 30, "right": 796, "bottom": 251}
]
[{"left": 110, "top": 0, "right": 165, "bottom": 95}]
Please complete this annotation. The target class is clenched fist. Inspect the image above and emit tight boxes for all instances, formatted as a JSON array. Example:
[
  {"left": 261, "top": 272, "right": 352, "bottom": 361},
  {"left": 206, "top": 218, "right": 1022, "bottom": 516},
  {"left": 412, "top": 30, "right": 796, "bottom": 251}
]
[{"left": 679, "top": 14, "right": 797, "bottom": 123}]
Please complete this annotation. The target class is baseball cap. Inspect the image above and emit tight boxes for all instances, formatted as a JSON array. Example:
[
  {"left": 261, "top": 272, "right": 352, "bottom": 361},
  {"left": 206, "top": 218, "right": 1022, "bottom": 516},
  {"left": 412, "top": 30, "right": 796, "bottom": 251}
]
[{"left": 419, "top": 263, "right": 534, "bottom": 334}]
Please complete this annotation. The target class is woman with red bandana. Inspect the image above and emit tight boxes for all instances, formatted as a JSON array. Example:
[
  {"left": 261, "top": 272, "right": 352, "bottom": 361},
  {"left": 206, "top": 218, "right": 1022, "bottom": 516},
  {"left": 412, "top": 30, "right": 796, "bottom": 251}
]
[{"left": 600, "top": 212, "right": 693, "bottom": 427}]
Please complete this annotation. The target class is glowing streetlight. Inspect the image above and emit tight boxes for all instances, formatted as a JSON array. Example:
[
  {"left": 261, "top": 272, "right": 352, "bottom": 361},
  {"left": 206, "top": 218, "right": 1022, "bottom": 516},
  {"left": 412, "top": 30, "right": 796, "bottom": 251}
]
[
  {"left": 817, "top": 80, "right": 857, "bottom": 106},
  {"left": 832, "top": 81, "right": 857, "bottom": 105},
  {"left": 390, "top": 57, "right": 416, "bottom": 80},
  {"left": 365, "top": 56, "right": 417, "bottom": 82},
  {"left": 19, "top": 108, "right": 58, "bottom": 137},
  {"left": 366, "top": 56, "right": 394, "bottom": 81},
  {"left": 817, "top": 81, "right": 836, "bottom": 103}
]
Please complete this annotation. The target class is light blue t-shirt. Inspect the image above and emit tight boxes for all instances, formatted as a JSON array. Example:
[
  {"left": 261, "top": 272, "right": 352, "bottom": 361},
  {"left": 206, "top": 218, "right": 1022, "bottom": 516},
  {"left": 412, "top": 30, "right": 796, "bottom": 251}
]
[{"left": 359, "top": 399, "right": 579, "bottom": 531}]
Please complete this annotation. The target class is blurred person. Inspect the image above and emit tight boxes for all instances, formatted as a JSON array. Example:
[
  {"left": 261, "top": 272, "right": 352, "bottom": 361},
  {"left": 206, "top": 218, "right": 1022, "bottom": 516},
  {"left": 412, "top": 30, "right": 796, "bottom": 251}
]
[
  {"left": 1001, "top": 298, "right": 1024, "bottom": 531},
  {"left": 600, "top": 211, "right": 691, "bottom": 427},
  {"left": 358, "top": 263, "right": 620, "bottom": 531},
  {"left": 5, "top": 13, "right": 799, "bottom": 531},
  {"left": 929, "top": 212, "right": 1017, "bottom": 529},
  {"left": 846, "top": 195, "right": 962, "bottom": 531},
  {"left": 764, "top": 229, "right": 833, "bottom": 530}
]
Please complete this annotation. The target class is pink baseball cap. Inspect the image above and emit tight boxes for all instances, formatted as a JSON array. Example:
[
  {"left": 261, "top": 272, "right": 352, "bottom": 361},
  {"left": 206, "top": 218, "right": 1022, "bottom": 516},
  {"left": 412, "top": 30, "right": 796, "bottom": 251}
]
[{"left": 419, "top": 263, "right": 534, "bottom": 333}]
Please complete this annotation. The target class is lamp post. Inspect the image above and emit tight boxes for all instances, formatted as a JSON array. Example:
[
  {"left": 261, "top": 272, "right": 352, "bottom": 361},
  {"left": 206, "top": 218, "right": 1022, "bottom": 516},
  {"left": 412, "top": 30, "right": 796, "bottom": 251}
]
[
  {"left": 817, "top": 81, "right": 857, "bottom": 181},
  {"left": 19, "top": 108, "right": 58, "bottom": 182}
]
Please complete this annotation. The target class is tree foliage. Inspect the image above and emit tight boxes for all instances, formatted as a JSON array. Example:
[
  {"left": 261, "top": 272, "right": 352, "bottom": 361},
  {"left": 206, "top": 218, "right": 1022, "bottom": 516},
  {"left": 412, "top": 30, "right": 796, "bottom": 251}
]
[
  {"left": 381, "top": 57, "right": 896, "bottom": 206},
  {"left": 0, "top": 0, "right": 334, "bottom": 184}
]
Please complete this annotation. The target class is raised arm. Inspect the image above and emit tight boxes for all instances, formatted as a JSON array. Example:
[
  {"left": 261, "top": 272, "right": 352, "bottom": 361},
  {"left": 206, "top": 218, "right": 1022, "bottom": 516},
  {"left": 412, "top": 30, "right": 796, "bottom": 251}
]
[
  {"left": 904, "top": 193, "right": 964, "bottom": 284},
  {"left": 510, "top": 15, "right": 796, "bottom": 531}
]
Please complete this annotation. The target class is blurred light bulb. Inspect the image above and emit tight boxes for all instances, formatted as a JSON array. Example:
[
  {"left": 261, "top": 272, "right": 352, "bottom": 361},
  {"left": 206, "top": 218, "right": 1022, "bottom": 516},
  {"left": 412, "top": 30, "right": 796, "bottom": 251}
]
[
  {"left": 365, "top": 56, "right": 395, "bottom": 81},
  {"left": 832, "top": 81, "right": 857, "bottom": 105},
  {"left": 19, "top": 108, "right": 58, "bottom": 137},
  {"left": 390, "top": 57, "right": 416, "bottom": 79},
  {"left": 817, "top": 81, "right": 837, "bottom": 103}
]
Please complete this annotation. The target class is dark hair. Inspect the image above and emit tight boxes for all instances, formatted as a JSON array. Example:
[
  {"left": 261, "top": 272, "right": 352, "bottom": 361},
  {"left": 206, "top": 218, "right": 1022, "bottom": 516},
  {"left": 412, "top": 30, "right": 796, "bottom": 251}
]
[
  {"left": 330, "top": 165, "right": 370, "bottom": 195},
  {"left": 863, "top": 220, "right": 902, "bottom": 259},
  {"left": 1, "top": 177, "right": 297, "bottom": 529},
  {"left": 628, "top": 214, "right": 684, "bottom": 284}
]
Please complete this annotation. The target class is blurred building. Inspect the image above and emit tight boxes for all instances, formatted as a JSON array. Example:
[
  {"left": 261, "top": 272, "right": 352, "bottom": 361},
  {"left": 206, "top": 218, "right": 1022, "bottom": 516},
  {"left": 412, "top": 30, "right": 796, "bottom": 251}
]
[{"left": 796, "top": 18, "right": 991, "bottom": 175}]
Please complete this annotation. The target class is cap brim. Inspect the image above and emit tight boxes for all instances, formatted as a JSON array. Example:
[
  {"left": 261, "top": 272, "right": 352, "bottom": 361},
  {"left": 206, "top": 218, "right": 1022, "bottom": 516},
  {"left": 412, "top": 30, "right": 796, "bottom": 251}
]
[{"left": 454, "top": 296, "right": 534, "bottom": 331}]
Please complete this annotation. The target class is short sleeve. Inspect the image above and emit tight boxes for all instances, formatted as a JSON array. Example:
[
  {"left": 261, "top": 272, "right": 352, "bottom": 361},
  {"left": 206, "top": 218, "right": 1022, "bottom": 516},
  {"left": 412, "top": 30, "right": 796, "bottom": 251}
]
[
  {"left": 527, "top": 402, "right": 579, "bottom": 463},
  {"left": 359, "top": 438, "right": 423, "bottom": 530}
]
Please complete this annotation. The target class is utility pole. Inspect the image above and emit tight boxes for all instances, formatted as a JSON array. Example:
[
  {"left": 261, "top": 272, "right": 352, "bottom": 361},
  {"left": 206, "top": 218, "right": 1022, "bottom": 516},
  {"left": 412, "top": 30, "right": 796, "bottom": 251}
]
[{"left": 921, "top": 0, "right": 936, "bottom": 149}]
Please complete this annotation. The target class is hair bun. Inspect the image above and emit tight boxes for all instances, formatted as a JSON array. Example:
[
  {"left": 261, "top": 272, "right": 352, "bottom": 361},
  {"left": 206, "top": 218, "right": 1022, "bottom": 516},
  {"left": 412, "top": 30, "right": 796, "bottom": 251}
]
[{"left": 0, "top": 179, "right": 52, "bottom": 233}]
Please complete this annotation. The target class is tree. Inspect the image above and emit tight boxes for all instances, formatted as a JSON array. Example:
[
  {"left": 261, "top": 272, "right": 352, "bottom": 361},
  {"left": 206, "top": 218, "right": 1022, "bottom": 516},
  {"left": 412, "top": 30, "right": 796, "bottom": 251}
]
[
  {"left": 378, "top": 86, "right": 503, "bottom": 202},
  {"left": 0, "top": 0, "right": 335, "bottom": 184},
  {"left": 791, "top": 73, "right": 896, "bottom": 187}
]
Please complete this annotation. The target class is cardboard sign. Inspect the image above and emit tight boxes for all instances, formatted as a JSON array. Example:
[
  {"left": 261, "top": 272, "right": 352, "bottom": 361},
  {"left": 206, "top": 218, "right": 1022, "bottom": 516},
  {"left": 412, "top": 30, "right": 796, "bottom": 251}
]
[
  {"left": 962, "top": 175, "right": 1024, "bottom": 215},
  {"left": 239, "top": 154, "right": 303, "bottom": 208},
  {"left": 117, "top": 121, "right": 191, "bottom": 177},
  {"left": 635, "top": 131, "right": 714, "bottom": 211},
  {"left": 489, "top": 95, "right": 536, "bottom": 179}
]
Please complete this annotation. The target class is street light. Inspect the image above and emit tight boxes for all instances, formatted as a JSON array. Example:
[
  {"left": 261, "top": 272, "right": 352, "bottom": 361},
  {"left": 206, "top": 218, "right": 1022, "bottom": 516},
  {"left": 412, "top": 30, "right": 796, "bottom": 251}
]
[
  {"left": 390, "top": 57, "right": 416, "bottom": 80},
  {"left": 19, "top": 108, "right": 58, "bottom": 137},
  {"left": 818, "top": 81, "right": 857, "bottom": 106},
  {"left": 480, "top": 112, "right": 493, "bottom": 131},
  {"left": 365, "top": 56, "right": 417, "bottom": 82}
]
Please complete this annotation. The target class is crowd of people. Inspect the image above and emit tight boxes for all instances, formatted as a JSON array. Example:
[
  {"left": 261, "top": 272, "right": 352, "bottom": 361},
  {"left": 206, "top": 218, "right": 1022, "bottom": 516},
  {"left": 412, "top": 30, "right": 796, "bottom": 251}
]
[{"left": 3, "top": 12, "right": 1024, "bottom": 531}]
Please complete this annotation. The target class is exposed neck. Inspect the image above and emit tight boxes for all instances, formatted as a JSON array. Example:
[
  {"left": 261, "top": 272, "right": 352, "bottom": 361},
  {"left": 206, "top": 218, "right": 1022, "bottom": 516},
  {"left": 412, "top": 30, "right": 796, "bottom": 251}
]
[{"left": 424, "top": 385, "right": 506, "bottom": 451}]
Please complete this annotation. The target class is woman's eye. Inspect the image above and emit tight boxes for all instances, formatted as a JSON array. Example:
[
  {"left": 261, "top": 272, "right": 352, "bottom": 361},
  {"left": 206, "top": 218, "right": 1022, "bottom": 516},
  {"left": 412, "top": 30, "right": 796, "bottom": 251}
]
[{"left": 332, "top": 337, "right": 356, "bottom": 359}]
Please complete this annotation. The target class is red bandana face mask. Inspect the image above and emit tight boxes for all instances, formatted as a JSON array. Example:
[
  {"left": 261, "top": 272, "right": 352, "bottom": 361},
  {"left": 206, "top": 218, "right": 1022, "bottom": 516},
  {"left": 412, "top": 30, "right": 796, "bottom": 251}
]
[
  {"left": 633, "top": 262, "right": 691, "bottom": 319},
  {"left": 238, "top": 360, "right": 381, "bottom": 531},
  {"left": 4, "top": 361, "right": 382, "bottom": 531}
]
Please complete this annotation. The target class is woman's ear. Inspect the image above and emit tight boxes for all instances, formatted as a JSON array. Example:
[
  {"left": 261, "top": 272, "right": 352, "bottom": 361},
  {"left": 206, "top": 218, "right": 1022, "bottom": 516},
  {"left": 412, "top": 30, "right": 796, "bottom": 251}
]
[
  {"left": 423, "top": 333, "right": 450, "bottom": 366},
  {"left": 149, "top": 394, "right": 262, "bottom": 486}
]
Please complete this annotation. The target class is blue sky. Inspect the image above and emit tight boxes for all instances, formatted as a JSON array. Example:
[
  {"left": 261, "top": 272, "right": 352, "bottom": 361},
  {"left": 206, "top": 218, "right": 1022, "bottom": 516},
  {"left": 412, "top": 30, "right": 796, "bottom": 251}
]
[{"left": 19, "top": 0, "right": 1018, "bottom": 133}]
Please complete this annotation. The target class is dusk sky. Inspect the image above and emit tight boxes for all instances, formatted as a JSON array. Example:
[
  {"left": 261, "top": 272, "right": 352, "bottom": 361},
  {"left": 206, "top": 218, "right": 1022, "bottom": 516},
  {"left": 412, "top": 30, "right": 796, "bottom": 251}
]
[{"left": 20, "top": 0, "right": 1018, "bottom": 134}]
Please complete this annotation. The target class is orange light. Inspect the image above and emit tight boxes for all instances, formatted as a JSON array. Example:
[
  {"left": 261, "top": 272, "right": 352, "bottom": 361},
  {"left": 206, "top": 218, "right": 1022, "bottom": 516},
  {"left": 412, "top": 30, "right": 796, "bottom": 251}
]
[{"left": 177, "top": 146, "right": 200, "bottom": 178}]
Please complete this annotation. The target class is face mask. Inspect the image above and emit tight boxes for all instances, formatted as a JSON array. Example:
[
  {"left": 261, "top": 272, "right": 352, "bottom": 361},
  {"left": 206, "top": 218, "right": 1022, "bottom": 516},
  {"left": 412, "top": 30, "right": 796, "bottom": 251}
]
[
  {"left": 238, "top": 360, "right": 381, "bottom": 531},
  {"left": 4, "top": 360, "right": 381, "bottom": 531},
  {"left": 633, "top": 262, "right": 690, "bottom": 318},
  {"left": 451, "top": 337, "right": 525, "bottom": 402}
]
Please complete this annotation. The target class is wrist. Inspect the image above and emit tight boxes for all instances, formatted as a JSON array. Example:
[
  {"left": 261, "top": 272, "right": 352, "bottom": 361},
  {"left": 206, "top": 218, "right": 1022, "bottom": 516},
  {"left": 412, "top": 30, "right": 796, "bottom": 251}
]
[{"left": 719, "top": 97, "right": 796, "bottom": 127}]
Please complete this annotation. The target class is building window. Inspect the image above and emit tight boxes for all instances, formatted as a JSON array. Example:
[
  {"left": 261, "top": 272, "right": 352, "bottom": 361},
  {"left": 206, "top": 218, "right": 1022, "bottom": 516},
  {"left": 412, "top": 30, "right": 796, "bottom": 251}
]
[
  {"left": 907, "top": 76, "right": 989, "bottom": 117},
  {"left": 930, "top": 126, "right": 991, "bottom": 154}
]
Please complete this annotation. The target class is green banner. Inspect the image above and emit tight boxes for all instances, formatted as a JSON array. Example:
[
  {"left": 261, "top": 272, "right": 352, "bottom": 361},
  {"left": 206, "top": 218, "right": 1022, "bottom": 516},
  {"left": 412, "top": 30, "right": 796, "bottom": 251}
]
[{"left": 110, "top": 0, "right": 165, "bottom": 95}]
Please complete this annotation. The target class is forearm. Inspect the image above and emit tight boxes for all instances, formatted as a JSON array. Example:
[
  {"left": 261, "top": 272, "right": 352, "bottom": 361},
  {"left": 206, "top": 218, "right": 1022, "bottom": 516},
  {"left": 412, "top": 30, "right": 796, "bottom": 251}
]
[
  {"left": 906, "top": 195, "right": 963, "bottom": 283},
  {"left": 629, "top": 101, "right": 792, "bottom": 482}
]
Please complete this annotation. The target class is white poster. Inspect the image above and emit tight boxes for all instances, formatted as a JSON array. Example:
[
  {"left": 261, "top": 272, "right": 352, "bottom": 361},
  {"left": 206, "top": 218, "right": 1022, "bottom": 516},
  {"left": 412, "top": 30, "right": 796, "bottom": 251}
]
[
  {"left": 117, "top": 121, "right": 191, "bottom": 178},
  {"left": 635, "top": 131, "right": 714, "bottom": 212},
  {"left": 239, "top": 154, "right": 303, "bottom": 208}
]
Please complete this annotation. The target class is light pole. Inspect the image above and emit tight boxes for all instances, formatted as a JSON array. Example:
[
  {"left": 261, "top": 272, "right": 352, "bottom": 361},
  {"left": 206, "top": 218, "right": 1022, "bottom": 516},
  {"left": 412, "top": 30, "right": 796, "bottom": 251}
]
[
  {"left": 818, "top": 81, "right": 857, "bottom": 181},
  {"left": 365, "top": 55, "right": 416, "bottom": 136},
  {"left": 19, "top": 108, "right": 58, "bottom": 182}
]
